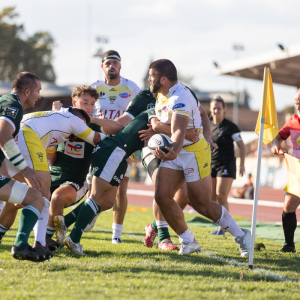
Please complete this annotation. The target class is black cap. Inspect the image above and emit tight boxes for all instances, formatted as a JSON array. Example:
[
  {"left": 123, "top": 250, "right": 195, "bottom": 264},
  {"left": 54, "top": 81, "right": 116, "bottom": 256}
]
[{"left": 102, "top": 50, "right": 121, "bottom": 63}]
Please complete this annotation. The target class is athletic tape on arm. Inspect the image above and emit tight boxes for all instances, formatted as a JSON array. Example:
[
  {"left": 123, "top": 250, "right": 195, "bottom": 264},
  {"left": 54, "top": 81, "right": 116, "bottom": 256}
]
[{"left": 2, "top": 139, "right": 28, "bottom": 171}]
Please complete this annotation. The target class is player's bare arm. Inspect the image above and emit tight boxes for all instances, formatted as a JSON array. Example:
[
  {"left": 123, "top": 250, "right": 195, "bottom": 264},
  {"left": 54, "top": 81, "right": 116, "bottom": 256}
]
[
  {"left": 90, "top": 117, "right": 124, "bottom": 134},
  {"left": 236, "top": 139, "right": 246, "bottom": 176},
  {"left": 0, "top": 119, "right": 42, "bottom": 190},
  {"left": 47, "top": 150, "right": 57, "bottom": 167},
  {"left": 114, "top": 114, "right": 133, "bottom": 128},
  {"left": 154, "top": 114, "right": 189, "bottom": 161},
  {"left": 271, "top": 133, "right": 284, "bottom": 154},
  {"left": 199, "top": 105, "right": 218, "bottom": 149}
]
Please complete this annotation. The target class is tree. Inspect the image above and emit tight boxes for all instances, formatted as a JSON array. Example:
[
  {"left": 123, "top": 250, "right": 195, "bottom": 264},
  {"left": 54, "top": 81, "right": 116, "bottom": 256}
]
[{"left": 0, "top": 7, "right": 56, "bottom": 82}]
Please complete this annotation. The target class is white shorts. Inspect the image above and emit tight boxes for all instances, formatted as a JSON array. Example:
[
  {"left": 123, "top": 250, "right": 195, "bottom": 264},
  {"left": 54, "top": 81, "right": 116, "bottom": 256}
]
[
  {"left": 160, "top": 138, "right": 211, "bottom": 183},
  {"left": 75, "top": 180, "right": 89, "bottom": 205}
]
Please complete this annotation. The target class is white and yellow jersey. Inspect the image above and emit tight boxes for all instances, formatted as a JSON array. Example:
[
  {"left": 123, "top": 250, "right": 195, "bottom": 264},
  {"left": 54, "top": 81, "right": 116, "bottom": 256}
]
[
  {"left": 154, "top": 82, "right": 203, "bottom": 146},
  {"left": 21, "top": 108, "right": 95, "bottom": 150},
  {"left": 91, "top": 76, "right": 141, "bottom": 120}
]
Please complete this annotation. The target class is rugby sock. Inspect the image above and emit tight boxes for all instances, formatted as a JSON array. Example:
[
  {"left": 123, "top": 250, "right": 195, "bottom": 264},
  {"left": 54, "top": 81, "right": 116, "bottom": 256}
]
[
  {"left": 14, "top": 206, "right": 40, "bottom": 247},
  {"left": 156, "top": 221, "right": 170, "bottom": 243},
  {"left": 282, "top": 211, "right": 297, "bottom": 246},
  {"left": 112, "top": 223, "right": 123, "bottom": 240},
  {"left": 215, "top": 205, "right": 244, "bottom": 238},
  {"left": 178, "top": 228, "right": 194, "bottom": 243},
  {"left": 0, "top": 224, "right": 9, "bottom": 243},
  {"left": 151, "top": 220, "right": 158, "bottom": 231},
  {"left": 46, "top": 226, "right": 56, "bottom": 238},
  {"left": 33, "top": 198, "right": 50, "bottom": 247},
  {"left": 70, "top": 198, "right": 100, "bottom": 243},
  {"left": 65, "top": 202, "right": 84, "bottom": 227}
]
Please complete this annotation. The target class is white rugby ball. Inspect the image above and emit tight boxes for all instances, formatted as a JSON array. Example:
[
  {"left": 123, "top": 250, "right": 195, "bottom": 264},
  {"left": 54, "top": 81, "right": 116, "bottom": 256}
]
[{"left": 148, "top": 134, "right": 174, "bottom": 154}]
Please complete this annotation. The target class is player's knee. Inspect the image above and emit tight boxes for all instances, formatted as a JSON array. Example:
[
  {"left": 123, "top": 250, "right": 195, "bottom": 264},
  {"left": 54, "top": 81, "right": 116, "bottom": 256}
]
[
  {"left": 23, "top": 188, "right": 44, "bottom": 212},
  {"left": 51, "top": 191, "right": 72, "bottom": 207}
]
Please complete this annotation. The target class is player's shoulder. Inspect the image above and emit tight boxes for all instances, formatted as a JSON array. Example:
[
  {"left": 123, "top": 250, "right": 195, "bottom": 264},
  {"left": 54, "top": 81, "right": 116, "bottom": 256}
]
[
  {"left": 120, "top": 77, "right": 141, "bottom": 94},
  {"left": 135, "top": 88, "right": 154, "bottom": 100},
  {"left": 90, "top": 79, "right": 105, "bottom": 89},
  {"left": 0, "top": 93, "right": 22, "bottom": 109}
]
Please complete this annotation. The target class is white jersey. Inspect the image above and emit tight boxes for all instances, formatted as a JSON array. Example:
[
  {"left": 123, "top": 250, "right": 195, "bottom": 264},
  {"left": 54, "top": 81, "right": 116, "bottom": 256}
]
[
  {"left": 154, "top": 82, "right": 203, "bottom": 146},
  {"left": 91, "top": 76, "right": 141, "bottom": 120},
  {"left": 21, "top": 108, "right": 95, "bottom": 150}
]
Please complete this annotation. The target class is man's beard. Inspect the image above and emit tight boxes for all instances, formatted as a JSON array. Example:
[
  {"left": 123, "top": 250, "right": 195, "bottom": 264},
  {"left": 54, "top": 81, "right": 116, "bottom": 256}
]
[
  {"left": 107, "top": 70, "right": 119, "bottom": 80},
  {"left": 150, "top": 80, "right": 162, "bottom": 93}
]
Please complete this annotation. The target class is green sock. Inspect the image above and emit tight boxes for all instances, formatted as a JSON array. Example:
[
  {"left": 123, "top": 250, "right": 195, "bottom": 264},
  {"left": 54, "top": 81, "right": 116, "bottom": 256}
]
[
  {"left": 158, "top": 227, "right": 170, "bottom": 243},
  {"left": 70, "top": 198, "right": 100, "bottom": 243},
  {"left": 14, "top": 206, "right": 40, "bottom": 246},
  {"left": 151, "top": 220, "right": 157, "bottom": 230},
  {"left": 0, "top": 224, "right": 9, "bottom": 242},
  {"left": 46, "top": 226, "right": 56, "bottom": 238},
  {"left": 65, "top": 201, "right": 84, "bottom": 227}
]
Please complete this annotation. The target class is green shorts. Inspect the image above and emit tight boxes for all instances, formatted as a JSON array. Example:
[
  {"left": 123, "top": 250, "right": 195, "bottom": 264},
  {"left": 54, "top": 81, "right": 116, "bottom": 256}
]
[
  {"left": 0, "top": 175, "right": 11, "bottom": 189},
  {"left": 91, "top": 139, "right": 128, "bottom": 187}
]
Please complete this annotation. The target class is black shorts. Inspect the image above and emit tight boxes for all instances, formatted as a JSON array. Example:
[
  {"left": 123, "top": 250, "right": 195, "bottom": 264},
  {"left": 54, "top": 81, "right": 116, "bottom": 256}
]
[{"left": 211, "top": 160, "right": 236, "bottom": 179}]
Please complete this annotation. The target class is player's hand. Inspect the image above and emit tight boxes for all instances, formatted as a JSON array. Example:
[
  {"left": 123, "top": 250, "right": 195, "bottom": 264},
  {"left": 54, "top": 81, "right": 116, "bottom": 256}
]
[
  {"left": 52, "top": 100, "right": 63, "bottom": 111},
  {"left": 206, "top": 137, "right": 218, "bottom": 149},
  {"left": 20, "top": 167, "right": 42, "bottom": 190},
  {"left": 239, "top": 165, "right": 245, "bottom": 177},
  {"left": 185, "top": 128, "right": 199, "bottom": 143},
  {"left": 271, "top": 144, "right": 282, "bottom": 155},
  {"left": 14, "top": 203, "right": 24, "bottom": 209},
  {"left": 139, "top": 124, "right": 156, "bottom": 141},
  {"left": 154, "top": 146, "right": 177, "bottom": 161}
]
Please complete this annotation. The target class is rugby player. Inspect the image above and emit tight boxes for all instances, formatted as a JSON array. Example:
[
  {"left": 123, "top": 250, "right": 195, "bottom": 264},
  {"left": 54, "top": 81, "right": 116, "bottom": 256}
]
[
  {"left": 0, "top": 104, "right": 104, "bottom": 254},
  {"left": 271, "top": 89, "right": 300, "bottom": 253},
  {"left": 46, "top": 86, "right": 123, "bottom": 249},
  {"left": 90, "top": 50, "right": 141, "bottom": 243},
  {"left": 148, "top": 59, "right": 251, "bottom": 256},
  {"left": 0, "top": 72, "right": 51, "bottom": 262}
]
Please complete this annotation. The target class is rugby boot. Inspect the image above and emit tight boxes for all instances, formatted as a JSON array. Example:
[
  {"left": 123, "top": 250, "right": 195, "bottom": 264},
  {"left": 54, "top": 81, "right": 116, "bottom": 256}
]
[
  {"left": 158, "top": 238, "right": 179, "bottom": 251},
  {"left": 234, "top": 228, "right": 251, "bottom": 257},
  {"left": 46, "top": 235, "right": 60, "bottom": 252},
  {"left": 144, "top": 223, "right": 158, "bottom": 248},
  {"left": 112, "top": 238, "right": 122, "bottom": 244},
  {"left": 63, "top": 236, "right": 85, "bottom": 256},
  {"left": 11, "top": 244, "right": 40, "bottom": 262},
  {"left": 179, "top": 239, "right": 201, "bottom": 255},
  {"left": 53, "top": 215, "right": 68, "bottom": 245},
  {"left": 33, "top": 241, "right": 53, "bottom": 262},
  {"left": 210, "top": 229, "right": 225, "bottom": 235},
  {"left": 280, "top": 243, "right": 296, "bottom": 253},
  {"left": 83, "top": 213, "right": 100, "bottom": 232}
]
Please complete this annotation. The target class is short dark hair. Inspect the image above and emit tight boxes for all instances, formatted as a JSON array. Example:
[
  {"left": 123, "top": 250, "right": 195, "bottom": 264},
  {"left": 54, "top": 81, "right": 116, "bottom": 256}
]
[
  {"left": 102, "top": 50, "right": 121, "bottom": 63},
  {"left": 71, "top": 85, "right": 99, "bottom": 101},
  {"left": 149, "top": 59, "right": 177, "bottom": 82},
  {"left": 211, "top": 95, "right": 225, "bottom": 108},
  {"left": 12, "top": 72, "right": 40, "bottom": 93},
  {"left": 68, "top": 107, "right": 91, "bottom": 125}
]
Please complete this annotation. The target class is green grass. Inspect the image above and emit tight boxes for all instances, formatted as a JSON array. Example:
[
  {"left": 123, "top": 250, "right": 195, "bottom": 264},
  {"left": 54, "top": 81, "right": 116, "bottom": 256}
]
[{"left": 0, "top": 206, "right": 300, "bottom": 300}]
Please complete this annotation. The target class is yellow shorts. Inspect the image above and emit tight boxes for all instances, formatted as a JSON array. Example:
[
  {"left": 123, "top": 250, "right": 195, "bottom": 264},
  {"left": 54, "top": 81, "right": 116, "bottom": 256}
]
[
  {"left": 160, "top": 138, "right": 211, "bottom": 182},
  {"left": 6, "top": 125, "right": 49, "bottom": 177}
]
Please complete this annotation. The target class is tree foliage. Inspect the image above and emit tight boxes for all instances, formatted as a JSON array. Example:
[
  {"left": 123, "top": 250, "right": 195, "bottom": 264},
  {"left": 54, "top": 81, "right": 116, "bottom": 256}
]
[{"left": 0, "top": 7, "right": 56, "bottom": 82}]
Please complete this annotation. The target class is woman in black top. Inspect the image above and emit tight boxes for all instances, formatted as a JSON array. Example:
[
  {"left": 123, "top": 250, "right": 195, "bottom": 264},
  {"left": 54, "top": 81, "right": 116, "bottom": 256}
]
[{"left": 210, "top": 96, "right": 245, "bottom": 235}]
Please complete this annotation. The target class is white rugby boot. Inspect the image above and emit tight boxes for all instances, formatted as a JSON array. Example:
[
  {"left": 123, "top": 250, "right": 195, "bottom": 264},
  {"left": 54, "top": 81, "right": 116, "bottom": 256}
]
[
  {"left": 179, "top": 238, "right": 201, "bottom": 255},
  {"left": 63, "top": 236, "right": 85, "bottom": 256},
  {"left": 234, "top": 228, "right": 251, "bottom": 257},
  {"left": 53, "top": 215, "right": 68, "bottom": 245}
]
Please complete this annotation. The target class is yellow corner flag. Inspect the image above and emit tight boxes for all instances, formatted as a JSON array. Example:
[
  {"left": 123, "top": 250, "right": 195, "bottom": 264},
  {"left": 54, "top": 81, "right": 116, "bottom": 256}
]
[
  {"left": 284, "top": 153, "right": 300, "bottom": 197},
  {"left": 254, "top": 68, "right": 279, "bottom": 145}
]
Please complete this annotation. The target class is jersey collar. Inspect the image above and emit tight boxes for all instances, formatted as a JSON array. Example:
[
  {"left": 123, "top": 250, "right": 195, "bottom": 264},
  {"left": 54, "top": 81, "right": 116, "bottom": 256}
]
[
  {"left": 168, "top": 81, "right": 180, "bottom": 96},
  {"left": 10, "top": 92, "right": 21, "bottom": 103}
]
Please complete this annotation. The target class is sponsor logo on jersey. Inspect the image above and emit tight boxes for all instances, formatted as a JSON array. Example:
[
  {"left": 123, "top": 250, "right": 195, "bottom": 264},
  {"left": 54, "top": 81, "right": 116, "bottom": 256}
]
[
  {"left": 147, "top": 103, "right": 155, "bottom": 109},
  {"left": 5, "top": 107, "right": 19, "bottom": 119},
  {"left": 109, "top": 88, "right": 117, "bottom": 92},
  {"left": 162, "top": 106, "right": 168, "bottom": 112},
  {"left": 65, "top": 142, "right": 85, "bottom": 158},
  {"left": 119, "top": 92, "right": 131, "bottom": 98},
  {"left": 172, "top": 103, "right": 186, "bottom": 110},
  {"left": 99, "top": 92, "right": 106, "bottom": 97},
  {"left": 184, "top": 168, "right": 194, "bottom": 175},
  {"left": 92, "top": 144, "right": 100, "bottom": 154},
  {"left": 109, "top": 96, "right": 117, "bottom": 103},
  {"left": 50, "top": 137, "right": 58, "bottom": 146},
  {"left": 36, "top": 152, "right": 44, "bottom": 162},
  {"left": 99, "top": 110, "right": 123, "bottom": 120}
]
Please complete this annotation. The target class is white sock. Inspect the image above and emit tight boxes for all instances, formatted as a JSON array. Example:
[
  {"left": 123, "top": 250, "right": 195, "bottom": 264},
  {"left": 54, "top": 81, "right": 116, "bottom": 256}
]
[
  {"left": 215, "top": 206, "right": 245, "bottom": 238},
  {"left": 178, "top": 228, "right": 194, "bottom": 243},
  {"left": 156, "top": 221, "right": 168, "bottom": 228},
  {"left": 33, "top": 197, "right": 50, "bottom": 246},
  {"left": 112, "top": 223, "right": 123, "bottom": 239}
]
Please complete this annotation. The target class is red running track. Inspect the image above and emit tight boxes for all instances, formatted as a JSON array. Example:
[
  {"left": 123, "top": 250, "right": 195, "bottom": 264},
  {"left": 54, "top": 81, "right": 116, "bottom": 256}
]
[{"left": 127, "top": 182, "right": 300, "bottom": 223}]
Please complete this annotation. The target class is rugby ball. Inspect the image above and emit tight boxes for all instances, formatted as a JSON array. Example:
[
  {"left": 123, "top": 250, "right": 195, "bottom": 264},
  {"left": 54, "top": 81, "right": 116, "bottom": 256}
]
[{"left": 148, "top": 134, "right": 174, "bottom": 154}]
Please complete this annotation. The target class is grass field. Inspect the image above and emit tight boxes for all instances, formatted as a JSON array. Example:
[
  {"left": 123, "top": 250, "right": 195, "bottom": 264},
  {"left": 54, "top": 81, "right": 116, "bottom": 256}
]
[{"left": 0, "top": 205, "right": 300, "bottom": 300}]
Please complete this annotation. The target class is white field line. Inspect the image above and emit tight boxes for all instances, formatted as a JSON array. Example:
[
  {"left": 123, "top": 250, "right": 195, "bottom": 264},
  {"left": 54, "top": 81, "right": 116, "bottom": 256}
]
[
  {"left": 127, "top": 189, "right": 299, "bottom": 209},
  {"left": 93, "top": 225, "right": 298, "bottom": 282}
]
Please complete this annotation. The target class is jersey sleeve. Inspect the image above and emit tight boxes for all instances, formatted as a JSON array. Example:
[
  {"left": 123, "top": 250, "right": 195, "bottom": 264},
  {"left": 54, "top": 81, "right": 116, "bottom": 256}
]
[
  {"left": 0, "top": 102, "right": 23, "bottom": 132},
  {"left": 126, "top": 80, "right": 141, "bottom": 97},
  {"left": 279, "top": 117, "right": 292, "bottom": 140},
  {"left": 124, "top": 91, "right": 146, "bottom": 119},
  {"left": 69, "top": 114, "right": 95, "bottom": 145},
  {"left": 170, "top": 95, "right": 191, "bottom": 117}
]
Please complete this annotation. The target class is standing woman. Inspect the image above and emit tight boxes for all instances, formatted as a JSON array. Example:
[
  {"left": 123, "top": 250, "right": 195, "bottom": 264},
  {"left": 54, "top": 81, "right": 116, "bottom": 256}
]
[{"left": 210, "top": 96, "right": 246, "bottom": 235}]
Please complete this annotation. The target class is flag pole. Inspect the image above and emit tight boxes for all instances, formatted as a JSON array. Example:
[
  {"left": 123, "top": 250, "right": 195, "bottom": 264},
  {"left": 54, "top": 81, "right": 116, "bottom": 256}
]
[{"left": 249, "top": 67, "right": 269, "bottom": 269}]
